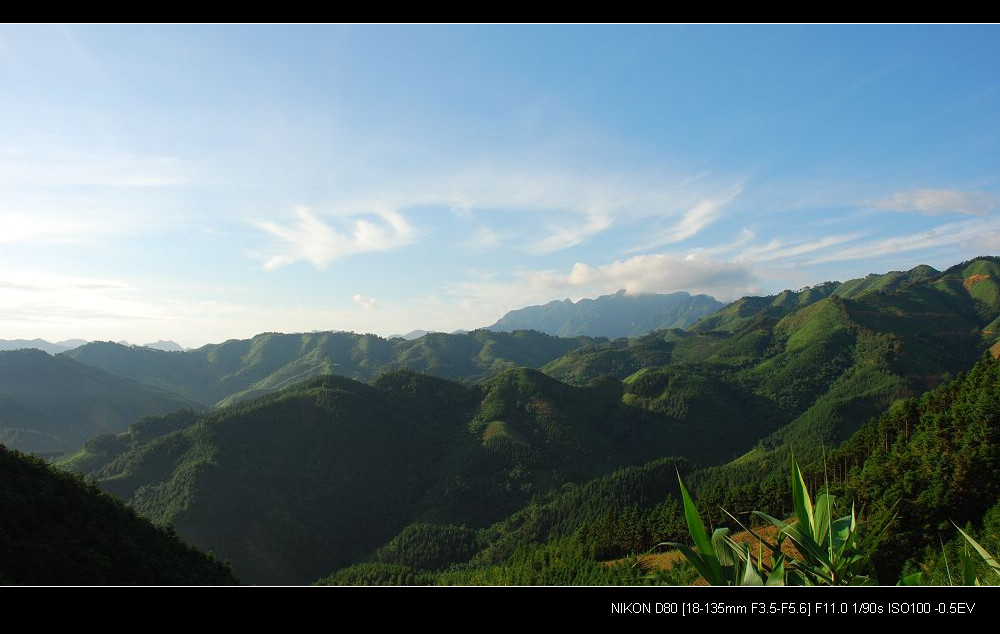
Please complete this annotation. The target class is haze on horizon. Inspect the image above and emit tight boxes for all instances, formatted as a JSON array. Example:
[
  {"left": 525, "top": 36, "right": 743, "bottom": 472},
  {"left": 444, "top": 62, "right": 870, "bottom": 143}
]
[{"left": 2, "top": 24, "right": 998, "bottom": 348}]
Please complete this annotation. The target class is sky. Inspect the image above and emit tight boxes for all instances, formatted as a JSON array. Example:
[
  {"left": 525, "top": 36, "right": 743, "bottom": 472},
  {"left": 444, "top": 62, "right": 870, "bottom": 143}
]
[{"left": 1, "top": 24, "right": 999, "bottom": 347}]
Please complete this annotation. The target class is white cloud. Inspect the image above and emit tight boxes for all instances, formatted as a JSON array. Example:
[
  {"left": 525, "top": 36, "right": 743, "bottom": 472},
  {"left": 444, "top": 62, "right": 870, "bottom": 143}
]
[
  {"left": 687, "top": 228, "right": 758, "bottom": 258},
  {"left": 352, "top": 293, "right": 379, "bottom": 310},
  {"left": 463, "top": 226, "right": 502, "bottom": 250},
  {"left": 969, "top": 232, "right": 1000, "bottom": 253},
  {"left": 632, "top": 185, "right": 743, "bottom": 251},
  {"left": 528, "top": 211, "right": 612, "bottom": 254},
  {"left": 0, "top": 147, "right": 187, "bottom": 188},
  {"left": 0, "top": 272, "right": 154, "bottom": 332},
  {"left": 447, "top": 254, "right": 760, "bottom": 329},
  {"left": 808, "top": 217, "right": 1000, "bottom": 264},
  {"left": 875, "top": 189, "right": 998, "bottom": 216},
  {"left": 253, "top": 204, "right": 417, "bottom": 270},
  {"left": 538, "top": 254, "right": 759, "bottom": 301},
  {"left": 0, "top": 147, "right": 192, "bottom": 245},
  {"left": 309, "top": 163, "right": 745, "bottom": 254},
  {"left": 0, "top": 272, "right": 132, "bottom": 293},
  {"left": 740, "top": 232, "right": 866, "bottom": 261}
]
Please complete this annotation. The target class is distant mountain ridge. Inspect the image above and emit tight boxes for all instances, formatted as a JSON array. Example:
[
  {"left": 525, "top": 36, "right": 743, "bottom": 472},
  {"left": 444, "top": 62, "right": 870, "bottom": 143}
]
[
  {"left": 544, "top": 257, "right": 1000, "bottom": 456},
  {"left": 142, "top": 340, "right": 185, "bottom": 352},
  {"left": 0, "top": 338, "right": 87, "bottom": 355},
  {"left": 54, "top": 255, "right": 1000, "bottom": 586},
  {"left": 63, "top": 330, "right": 601, "bottom": 408},
  {"left": 486, "top": 290, "right": 724, "bottom": 339},
  {"left": 0, "top": 349, "right": 199, "bottom": 454}
]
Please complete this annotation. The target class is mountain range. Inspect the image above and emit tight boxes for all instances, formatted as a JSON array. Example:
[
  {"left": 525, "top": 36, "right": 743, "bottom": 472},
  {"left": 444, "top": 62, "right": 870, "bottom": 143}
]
[
  {"left": 486, "top": 290, "right": 724, "bottom": 338},
  {"left": 0, "top": 350, "right": 199, "bottom": 454},
  {"left": 42, "top": 255, "right": 1000, "bottom": 585},
  {"left": 2, "top": 255, "right": 999, "bottom": 585},
  {"left": 61, "top": 329, "right": 600, "bottom": 408},
  {"left": 0, "top": 339, "right": 87, "bottom": 355}
]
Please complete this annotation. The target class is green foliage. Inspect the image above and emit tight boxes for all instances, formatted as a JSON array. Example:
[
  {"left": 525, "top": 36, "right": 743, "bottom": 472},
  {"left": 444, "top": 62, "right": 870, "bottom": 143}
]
[
  {"left": 370, "top": 524, "right": 481, "bottom": 571},
  {"left": 830, "top": 355, "right": 1000, "bottom": 579},
  {"left": 754, "top": 459, "right": 885, "bottom": 585},
  {"left": 668, "top": 460, "right": 883, "bottom": 586},
  {"left": 434, "top": 534, "right": 651, "bottom": 585},
  {"left": 662, "top": 471, "right": 790, "bottom": 586},
  {"left": 953, "top": 523, "right": 1000, "bottom": 585},
  {"left": 316, "top": 563, "right": 437, "bottom": 586},
  {"left": 0, "top": 444, "right": 237, "bottom": 585},
  {"left": 470, "top": 458, "right": 688, "bottom": 567},
  {"left": 69, "top": 371, "right": 695, "bottom": 584}
]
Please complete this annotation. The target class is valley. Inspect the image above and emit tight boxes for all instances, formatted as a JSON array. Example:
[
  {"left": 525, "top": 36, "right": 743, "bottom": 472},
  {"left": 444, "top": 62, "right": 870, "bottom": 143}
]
[{"left": 4, "top": 257, "right": 998, "bottom": 585}]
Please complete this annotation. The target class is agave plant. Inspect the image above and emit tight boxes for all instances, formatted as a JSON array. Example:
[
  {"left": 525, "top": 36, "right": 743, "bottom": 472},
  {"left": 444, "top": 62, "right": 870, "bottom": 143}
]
[
  {"left": 899, "top": 523, "right": 1000, "bottom": 586},
  {"left": 754, "top": 458, "right": 888, "bottom": 585},
  {"left": 664, "top": 458, "right": 886, "bottom": 585},
  {"left": 953, "top": 523, "right": 1000, "bottom": 586},
  {"left": 659, "top": 473, "right": 786, "bottom": 586}
]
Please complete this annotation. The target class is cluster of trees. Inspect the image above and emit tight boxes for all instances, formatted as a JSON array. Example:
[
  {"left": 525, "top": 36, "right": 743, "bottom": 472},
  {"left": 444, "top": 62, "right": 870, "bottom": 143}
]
[{"left": 0, "top": 444, "right": 237, "bottom": 585}]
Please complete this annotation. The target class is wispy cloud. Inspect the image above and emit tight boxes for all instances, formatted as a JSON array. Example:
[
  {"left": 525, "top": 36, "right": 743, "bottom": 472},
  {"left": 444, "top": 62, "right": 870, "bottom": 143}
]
[
  {"left": 535, "top": 253, "right": 759, "bottom": 301},
  {"left": 0, "top": 147, "right": 187, "bottom": 188},
  {"left": 874, "top": 188, "right": 998, "bottom": 216},
  {"left": 0, "top": 272, "right": 131, "bottom": 293},
  {"left": 312, "top": 164, "right": 746, "bottom": 254},
  {"left": 0, "top": 147, "right": 190, "bottom": 244},
  {"left": 808, "top": 217, "right": 1000, "bottom": 264},
  {"left": 631, "top": 185, "right": 744, "bottom": 251},
  {"left": 740, "top": 232, "right": 866, "bottom": 261},
  {"left": 253, "top": 205, "right": 417, "bottom": 270},
  {"left": 528, "top": 211, "right": 612, "bottom": 254},
  {"left": 352, "top": 293, "right": 380, "bottom": 310},
  {"left": 463, "top": 226, "right": 502, "bottom": 251},
  {"left": 0, "top": 272, "right": 151, "bottom": 329},
  {"left": 969, "top": 231, "right": 1000, "bottom": 252},
  {"left": 448, "top": 253, "right": 760, "bottom": 329}
]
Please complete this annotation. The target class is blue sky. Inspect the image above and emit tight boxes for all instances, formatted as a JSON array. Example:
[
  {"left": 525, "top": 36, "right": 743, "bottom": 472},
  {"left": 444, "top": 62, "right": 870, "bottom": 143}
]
[{"left": 2, "top": 24, "right": 999, "bottom": 346}]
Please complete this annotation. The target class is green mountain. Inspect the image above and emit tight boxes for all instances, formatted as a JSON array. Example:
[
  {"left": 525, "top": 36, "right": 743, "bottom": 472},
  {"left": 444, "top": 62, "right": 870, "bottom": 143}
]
[
  {"left": 687, "top": 263, "right": 939, "bottom": 333},
  {"left": 544, "top": 257, "right": 1000, "bottom": 459},
  {"left": 487, "top": 290, "right": 724, "bottom": 338},
  {"left": 63, "top": 329, "right": 599, "bottom": 407},
  {"left": 43, "top": 256, "right": 1000, "bottom": 585},
  {"left": 319, "top": 457, "right": 690, "bottom": 586},
  {"left": 831, "top": 354, "right": 1000, "bottom": 579},
  {"left": 0, "top": 349, "right": 199, "bottom": 454},
  {"left": 62, "top": 361, "right": 789, "bottom": 584},
  {"left": 332, "top": 353, "right": 1000, "bottom": 586},
  {"left": 688, "top": 352, "right": 1000, "bottom": 583},
  {"left": 62, "top": 370, "right": 628, "bottom": 584},
  {"left": 0, "top": 444, "right": 237, "bottom": 585}
]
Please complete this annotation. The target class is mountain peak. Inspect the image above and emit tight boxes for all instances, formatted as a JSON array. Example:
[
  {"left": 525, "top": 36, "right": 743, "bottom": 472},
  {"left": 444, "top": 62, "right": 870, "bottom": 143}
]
[{"left": 486, "top": 290, "right": 723, "bottom": 339}]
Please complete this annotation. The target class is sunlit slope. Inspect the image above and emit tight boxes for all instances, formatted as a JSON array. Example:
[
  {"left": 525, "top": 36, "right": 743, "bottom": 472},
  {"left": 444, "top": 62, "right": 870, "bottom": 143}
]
[{"left": 64, "top": 330, "right": 599, "bottom": 407}]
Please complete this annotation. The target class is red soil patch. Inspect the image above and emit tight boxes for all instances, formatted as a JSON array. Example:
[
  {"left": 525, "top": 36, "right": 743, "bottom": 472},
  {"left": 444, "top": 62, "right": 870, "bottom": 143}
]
[
  {"left": 606, "top": 522, "right": 802, "bottom": 585},
  {"left": 964, "top": 274, "right": 991, "bottom": 290}
]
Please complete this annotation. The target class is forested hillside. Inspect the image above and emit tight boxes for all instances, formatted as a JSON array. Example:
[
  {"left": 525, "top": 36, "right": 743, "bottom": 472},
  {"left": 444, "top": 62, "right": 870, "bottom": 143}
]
[
  {"left": 0, "top": 350, "right": 199, "bottom": 454},
  {"left": 38, "top": 257, "right": 1000, "bottom": 585},
  {"left": 546, "top": 258, "right": 1000, "bottom": 461},
  {"left": 0, "top": 444, "right": 237, "bottom": 585},
  {"left": 64, "top": 329, "right": 600, "bottom": 407},
  {"left": 320, "top": 354, "right": 1000, "bottom": 586},
  {"left": 60, "top": 368, "right": 762, "bottom": 584}
]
